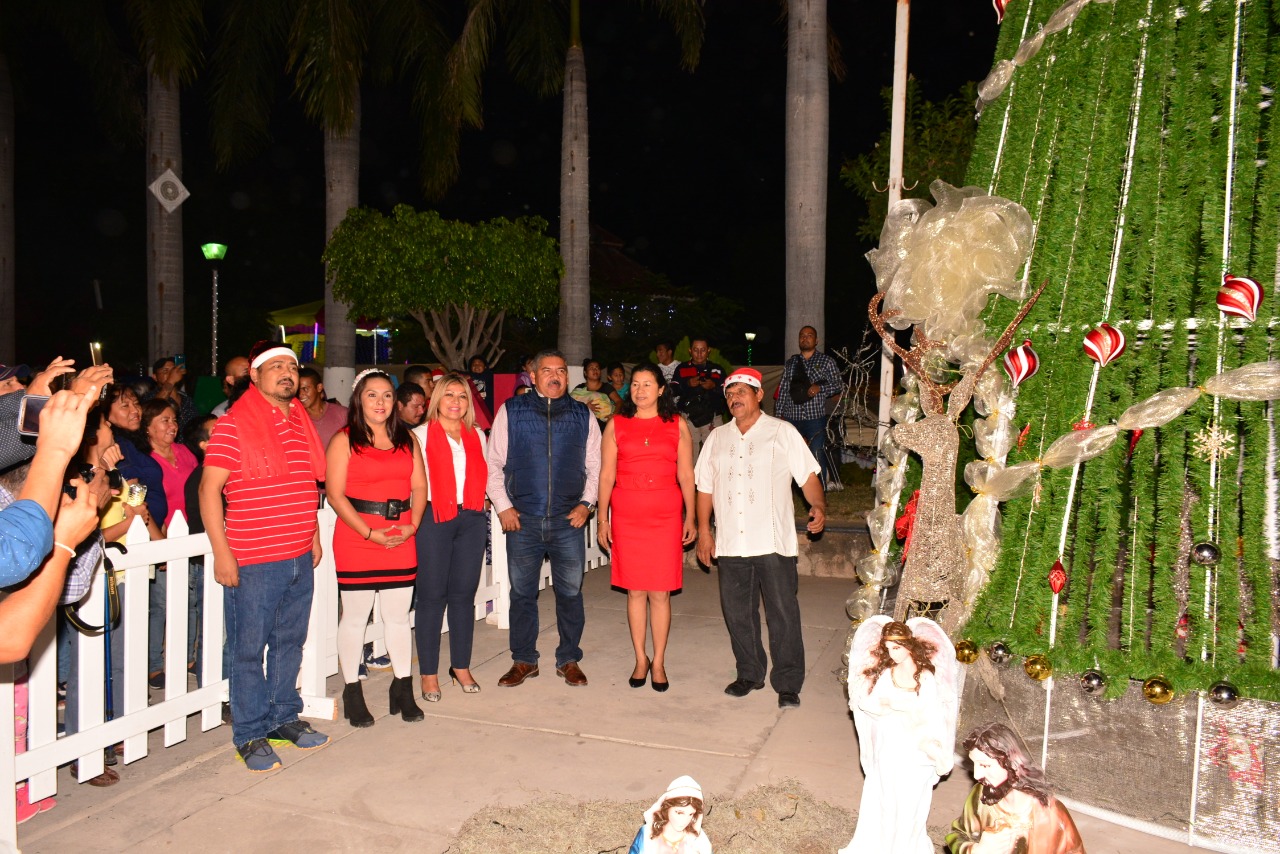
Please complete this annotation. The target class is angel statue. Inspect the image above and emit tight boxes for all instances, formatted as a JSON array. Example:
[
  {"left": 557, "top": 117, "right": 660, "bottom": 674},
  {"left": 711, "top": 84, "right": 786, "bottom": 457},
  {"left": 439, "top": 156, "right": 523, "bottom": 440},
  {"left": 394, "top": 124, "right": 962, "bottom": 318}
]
[{"left": 839, "top": 616, "right": 958, "bottom": 854}]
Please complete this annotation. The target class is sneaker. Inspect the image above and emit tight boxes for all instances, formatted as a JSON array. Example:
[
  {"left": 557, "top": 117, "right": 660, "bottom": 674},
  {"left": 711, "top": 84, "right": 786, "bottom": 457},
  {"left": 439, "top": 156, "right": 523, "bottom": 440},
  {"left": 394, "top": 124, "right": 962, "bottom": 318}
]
[
  {"left": 235, "top": 738, "right": 282, "bottom": 772},
  {"left": 266, "top": 720, "right": 330, "bottom": 750},
  {"left": 148, "top": 671, "right": 165, "bottom": 690},
  {"left": 364, "top": 652, "right": 392, "bottom": 670},
  {"left": 357, "top": 661, "right": 369, "bottom": 681}
]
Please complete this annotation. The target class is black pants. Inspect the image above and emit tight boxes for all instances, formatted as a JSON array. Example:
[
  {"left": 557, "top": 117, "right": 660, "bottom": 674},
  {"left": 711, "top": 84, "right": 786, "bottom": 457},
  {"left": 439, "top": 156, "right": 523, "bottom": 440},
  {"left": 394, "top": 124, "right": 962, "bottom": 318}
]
[{"left": 716, "top": 553, "right": 805, "bottom": 694}]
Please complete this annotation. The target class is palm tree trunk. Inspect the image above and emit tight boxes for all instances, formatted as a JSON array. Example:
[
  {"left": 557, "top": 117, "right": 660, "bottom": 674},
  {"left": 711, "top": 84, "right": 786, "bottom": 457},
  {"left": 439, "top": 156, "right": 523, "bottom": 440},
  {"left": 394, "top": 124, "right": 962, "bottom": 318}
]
[
  {"left": 0, "top": 52, "right": 15, "bottom": 364},
  {"left": 323, "top": 93, "right": 359, "bottom": 390},
  {"left": 784, "top": 0, "right": 829, "bottom": 348},
  {"left": 558, "top": 36, "right": 591, "bottom": 365},
  {"left": 146, "top": 66, "right": 185, "bottom": 365}
]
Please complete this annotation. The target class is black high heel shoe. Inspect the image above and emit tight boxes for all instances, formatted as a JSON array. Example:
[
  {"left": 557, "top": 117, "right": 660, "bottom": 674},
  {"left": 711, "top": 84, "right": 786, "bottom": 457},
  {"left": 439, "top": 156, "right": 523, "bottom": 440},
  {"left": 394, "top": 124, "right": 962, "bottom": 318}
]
[
  {"left": 449, "top": 666, "right": 481, "bottom": 694},
  {"left": 651, "top": 663, "right": 669, "bottom": 693},
  {"left": 629, "top": 657, "right": 650, "bottom": 688}
]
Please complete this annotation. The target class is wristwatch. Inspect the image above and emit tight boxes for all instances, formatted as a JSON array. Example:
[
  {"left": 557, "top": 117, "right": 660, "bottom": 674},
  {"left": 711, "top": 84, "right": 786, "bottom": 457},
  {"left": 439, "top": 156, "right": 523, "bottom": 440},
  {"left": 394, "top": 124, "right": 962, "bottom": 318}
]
[{"left": 579, "top": 501, "right": 596, "bottom": 514}]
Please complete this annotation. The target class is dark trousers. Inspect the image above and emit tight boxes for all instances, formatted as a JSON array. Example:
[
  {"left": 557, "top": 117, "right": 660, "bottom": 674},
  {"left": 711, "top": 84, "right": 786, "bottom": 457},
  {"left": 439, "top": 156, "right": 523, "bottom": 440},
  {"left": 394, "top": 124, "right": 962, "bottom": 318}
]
[
  {"left": 414, "top": 508, "right": 487, "bottom": 675},
  {"left": 717, "top": 553, "right": 805, "bottom": 694}
]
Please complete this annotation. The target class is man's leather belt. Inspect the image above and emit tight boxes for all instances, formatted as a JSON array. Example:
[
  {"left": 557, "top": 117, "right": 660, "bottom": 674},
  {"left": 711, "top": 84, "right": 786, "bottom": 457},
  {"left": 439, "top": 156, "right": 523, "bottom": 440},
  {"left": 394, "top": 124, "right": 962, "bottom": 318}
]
[{"left": 348, "top": 497, "right": 410, "bottom": 520}]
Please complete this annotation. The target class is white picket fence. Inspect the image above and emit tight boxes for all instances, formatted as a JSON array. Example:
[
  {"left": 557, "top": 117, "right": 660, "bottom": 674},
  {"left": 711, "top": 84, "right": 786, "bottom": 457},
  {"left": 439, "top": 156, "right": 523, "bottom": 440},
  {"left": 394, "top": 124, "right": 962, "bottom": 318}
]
[{"left": 0, "top": 505, "right": 606, "bottom": 850}]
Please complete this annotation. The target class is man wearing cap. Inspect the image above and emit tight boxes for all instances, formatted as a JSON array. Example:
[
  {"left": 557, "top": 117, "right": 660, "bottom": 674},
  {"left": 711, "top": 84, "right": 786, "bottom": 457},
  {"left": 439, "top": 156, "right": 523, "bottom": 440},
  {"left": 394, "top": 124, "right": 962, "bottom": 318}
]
[
  {"left": 695, "top": 367, "right": 825, "bottom": 709},
  {"left": 775, "top": 325, "right": 841, "bottom": 489},
  {"left": 487, "top": 349, "right": 601, "bottom": 688},
  {"left": 200, "top": 341, "right": 330, "bottom": 772}
]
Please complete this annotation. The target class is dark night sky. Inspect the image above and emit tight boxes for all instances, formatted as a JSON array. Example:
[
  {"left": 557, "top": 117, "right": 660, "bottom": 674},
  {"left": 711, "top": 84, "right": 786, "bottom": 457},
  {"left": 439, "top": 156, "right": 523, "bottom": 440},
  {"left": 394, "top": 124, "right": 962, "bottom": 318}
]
[{"left": 12, "top": 0, "right": 998, "bottom": 372}]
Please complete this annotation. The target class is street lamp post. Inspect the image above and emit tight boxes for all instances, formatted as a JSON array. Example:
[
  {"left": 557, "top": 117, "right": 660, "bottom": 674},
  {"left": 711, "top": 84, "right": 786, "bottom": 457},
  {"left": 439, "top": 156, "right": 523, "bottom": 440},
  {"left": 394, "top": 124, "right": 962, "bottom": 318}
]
[
  {"left": 201, "top": 243, "right": 227, "bottom": 374},
  {"left": 744, "top": 332, "right": 756, "bottom": 366}
]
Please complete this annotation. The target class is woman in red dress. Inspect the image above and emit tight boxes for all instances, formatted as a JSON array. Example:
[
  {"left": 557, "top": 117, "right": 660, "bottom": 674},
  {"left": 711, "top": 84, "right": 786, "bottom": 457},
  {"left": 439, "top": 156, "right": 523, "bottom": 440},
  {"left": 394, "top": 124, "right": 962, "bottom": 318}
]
[
  {"left": 326, "top": 370, "right": 427, "bottom": 726},
  {"left": 597, "top": 363, "right": 696, "bottom": 691}
]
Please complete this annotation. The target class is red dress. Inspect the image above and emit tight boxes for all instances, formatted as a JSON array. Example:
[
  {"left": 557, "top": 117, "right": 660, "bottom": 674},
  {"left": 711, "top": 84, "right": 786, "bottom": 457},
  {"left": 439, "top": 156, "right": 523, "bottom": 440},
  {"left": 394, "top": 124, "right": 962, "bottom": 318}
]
[
  {"left": 332, "top": 440, "right": 417, "bottom": 589},
  {"left": 609, "top": 415, "right": 684, "bottom": 591}
]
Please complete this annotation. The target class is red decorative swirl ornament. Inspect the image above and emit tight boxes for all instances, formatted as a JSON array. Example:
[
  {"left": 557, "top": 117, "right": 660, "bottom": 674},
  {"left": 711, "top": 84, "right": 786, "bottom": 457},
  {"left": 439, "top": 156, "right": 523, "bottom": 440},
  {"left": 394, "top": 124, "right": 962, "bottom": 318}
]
[
  {"left": 1083, "top": 322, "right": 1126, "bottom": 367},
  {"left": 1048, "top": 559, "right": 1067, "bottom": 595},
  {"left": 1003, "top": 340, "right": 1039, "bottom": 390},
  {"left": 992, "top": 0, "right": 1007, "bottom": 22},
  {"left": 1217, "top": 273, "right": 1263, "bottom": 322}
]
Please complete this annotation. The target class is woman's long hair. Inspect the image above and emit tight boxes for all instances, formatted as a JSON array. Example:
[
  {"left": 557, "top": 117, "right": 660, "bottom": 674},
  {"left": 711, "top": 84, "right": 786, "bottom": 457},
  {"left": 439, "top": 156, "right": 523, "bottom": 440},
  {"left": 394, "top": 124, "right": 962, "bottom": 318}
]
[
  {"left": 861, "top": 621, "right": 937, "bottom": 694},
  {"left": 618, "top": 363, "right": 678, "bottom": 421},
  {"left": 650, "top": 796, "right": 703, "bottom": 838},
  {"left": 346, "top": 371, "right": 413, "bottom": 453},
  {"left": 962, "top": 722, "right": 1053, "bottom": 806}
]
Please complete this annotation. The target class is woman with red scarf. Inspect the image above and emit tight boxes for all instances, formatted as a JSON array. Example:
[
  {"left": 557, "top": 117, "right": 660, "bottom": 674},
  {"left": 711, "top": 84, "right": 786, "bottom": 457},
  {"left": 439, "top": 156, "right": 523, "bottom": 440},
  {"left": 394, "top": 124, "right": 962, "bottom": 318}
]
[{"left": 411, "top": 373, "right": 488, "bottom": 702}]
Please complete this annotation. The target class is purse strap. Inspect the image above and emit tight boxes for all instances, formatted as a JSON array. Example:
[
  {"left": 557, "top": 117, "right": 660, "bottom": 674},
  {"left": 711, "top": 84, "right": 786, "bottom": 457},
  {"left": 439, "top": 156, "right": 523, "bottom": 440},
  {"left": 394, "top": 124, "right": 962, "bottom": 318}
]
[{"left": 62, "top": 543, "right": 125, "bottom": 634}]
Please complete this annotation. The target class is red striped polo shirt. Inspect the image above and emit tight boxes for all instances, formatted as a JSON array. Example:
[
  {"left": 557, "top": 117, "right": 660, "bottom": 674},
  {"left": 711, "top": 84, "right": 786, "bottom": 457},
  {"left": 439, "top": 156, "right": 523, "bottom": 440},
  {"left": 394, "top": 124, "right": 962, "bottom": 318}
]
[{"left": 205, "top": 407, "right": 319, "bottom": 566}]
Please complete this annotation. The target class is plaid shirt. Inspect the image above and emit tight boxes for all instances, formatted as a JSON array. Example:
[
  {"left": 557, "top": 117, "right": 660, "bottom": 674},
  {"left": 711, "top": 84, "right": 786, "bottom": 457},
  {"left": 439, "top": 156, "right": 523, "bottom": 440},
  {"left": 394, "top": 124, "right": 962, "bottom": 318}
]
[{"left": 775, "top": 351, "right": 840, "bottom": 422}]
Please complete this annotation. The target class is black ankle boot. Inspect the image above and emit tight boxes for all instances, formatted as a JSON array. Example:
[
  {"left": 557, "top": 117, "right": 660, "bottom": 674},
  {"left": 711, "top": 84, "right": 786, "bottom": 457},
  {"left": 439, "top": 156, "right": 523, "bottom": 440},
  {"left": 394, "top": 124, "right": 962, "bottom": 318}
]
[
  {"left": 389, "top": 676, "right": 424, "bottom": 722},
  {"left": 343, "top": 681, "right": 374, "bottom": 728}
]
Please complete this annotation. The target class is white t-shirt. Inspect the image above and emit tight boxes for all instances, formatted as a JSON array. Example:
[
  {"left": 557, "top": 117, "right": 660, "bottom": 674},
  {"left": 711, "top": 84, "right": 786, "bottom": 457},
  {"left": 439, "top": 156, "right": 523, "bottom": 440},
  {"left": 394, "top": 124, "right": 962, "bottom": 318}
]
[
  {"left": 694, "top": 412, "right": 819, "bottom": 558},
  {"left": 412, "top": 424, "right": 487, "bottom": 504}
]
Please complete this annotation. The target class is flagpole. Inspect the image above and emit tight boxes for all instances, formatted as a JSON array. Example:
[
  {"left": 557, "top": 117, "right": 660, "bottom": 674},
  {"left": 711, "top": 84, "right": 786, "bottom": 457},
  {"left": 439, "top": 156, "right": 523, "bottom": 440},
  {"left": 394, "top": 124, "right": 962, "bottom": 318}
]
[{"left": 876, "top": 0, "right": 910, "bottom": 448}]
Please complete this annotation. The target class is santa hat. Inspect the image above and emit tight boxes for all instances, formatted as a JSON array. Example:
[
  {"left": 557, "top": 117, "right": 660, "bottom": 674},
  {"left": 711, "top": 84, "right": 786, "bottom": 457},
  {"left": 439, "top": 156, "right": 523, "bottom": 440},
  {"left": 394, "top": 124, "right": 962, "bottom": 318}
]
[{"left": 723, "top": 367, "right": 762, "bottom": 392}]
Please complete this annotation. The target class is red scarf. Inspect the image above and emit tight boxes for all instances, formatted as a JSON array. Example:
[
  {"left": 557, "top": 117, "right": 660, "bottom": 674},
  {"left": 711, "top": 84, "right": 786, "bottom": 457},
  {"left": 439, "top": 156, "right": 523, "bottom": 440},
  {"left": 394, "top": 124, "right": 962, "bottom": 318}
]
[
  {"left": 425, "top": 419, "right": 486, "bottom": 522},
  {"left": 230, "top": 385, "right": 327, "bottom": 481}
]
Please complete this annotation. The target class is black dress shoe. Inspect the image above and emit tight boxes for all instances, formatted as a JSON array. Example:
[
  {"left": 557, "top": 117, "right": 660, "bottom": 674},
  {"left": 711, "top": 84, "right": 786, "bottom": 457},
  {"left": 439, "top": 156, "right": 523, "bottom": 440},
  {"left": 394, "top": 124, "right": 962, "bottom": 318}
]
[
  {"left": 778, "top": 691, "right": 801, "bottom": 708},
  {"left": 629, "top": 657, "right": 650, "bottom": 688},
  {"left": 724, "top": 679, "right": 766, "bottom": 697}
]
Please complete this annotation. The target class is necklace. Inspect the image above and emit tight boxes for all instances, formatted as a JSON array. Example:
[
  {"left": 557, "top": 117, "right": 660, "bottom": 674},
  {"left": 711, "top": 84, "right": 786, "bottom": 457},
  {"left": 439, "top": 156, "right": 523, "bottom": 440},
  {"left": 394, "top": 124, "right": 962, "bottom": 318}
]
[{"left": 635, "top": 413, "right": 661, "bottom": 446}]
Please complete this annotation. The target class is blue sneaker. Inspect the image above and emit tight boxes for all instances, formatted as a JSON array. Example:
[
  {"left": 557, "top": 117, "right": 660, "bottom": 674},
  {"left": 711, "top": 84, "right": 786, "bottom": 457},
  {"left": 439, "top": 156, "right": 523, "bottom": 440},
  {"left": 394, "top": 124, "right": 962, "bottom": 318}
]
[
  {"left": 236, "top": 738, "right": 282, "bottom": 772},
  {"left": 363, "top": 647, "right": 392, "bottom": 670},
  {"left": 358, "top": 661, "right": 369, "bottom": 681},
  {"left": 267, "top": 720, "right": 330, "bottom": 750}
]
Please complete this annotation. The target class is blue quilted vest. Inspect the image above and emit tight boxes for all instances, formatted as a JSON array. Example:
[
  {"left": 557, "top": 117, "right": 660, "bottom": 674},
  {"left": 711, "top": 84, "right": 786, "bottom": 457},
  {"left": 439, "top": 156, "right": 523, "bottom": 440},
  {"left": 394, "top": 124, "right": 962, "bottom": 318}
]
[{"left": 503, "top": 391, "right": 591, "bottom": 517}]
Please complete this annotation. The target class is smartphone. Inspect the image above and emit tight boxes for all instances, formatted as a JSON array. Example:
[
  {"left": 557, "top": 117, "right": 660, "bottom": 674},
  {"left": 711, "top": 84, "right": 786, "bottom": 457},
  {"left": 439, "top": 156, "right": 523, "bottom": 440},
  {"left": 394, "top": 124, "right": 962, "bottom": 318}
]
[
  {"left": 16, "top": 394, "right": 49, "bottom": 437},
  {"left": 90, "top": 342, "right": 104, "bottom": 367},
  {"left": 173, "top": 353, "right": 186, "bottom": 369}
]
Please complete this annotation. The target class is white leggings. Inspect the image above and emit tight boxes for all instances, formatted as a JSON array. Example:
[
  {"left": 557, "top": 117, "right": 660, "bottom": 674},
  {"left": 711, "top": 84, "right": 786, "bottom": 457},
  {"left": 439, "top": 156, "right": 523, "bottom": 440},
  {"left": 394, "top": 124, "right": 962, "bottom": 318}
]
[{"left": 338, "top": 588, "right": 414, "bottom": 682}]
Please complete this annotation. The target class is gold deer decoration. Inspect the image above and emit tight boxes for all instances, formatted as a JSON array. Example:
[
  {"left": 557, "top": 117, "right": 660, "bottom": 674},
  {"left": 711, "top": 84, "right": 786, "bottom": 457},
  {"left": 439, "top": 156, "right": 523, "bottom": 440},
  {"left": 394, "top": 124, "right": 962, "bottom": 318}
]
[{"left": 868, "top": 279, "right": 1047, "bottom": 632}]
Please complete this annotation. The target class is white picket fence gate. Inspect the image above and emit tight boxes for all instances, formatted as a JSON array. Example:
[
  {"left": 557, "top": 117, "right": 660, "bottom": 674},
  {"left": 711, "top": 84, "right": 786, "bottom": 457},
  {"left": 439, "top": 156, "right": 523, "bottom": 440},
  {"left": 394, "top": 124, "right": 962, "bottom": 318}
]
[{"left": 0, "top": 505, "right": 606, "bottom": 851}]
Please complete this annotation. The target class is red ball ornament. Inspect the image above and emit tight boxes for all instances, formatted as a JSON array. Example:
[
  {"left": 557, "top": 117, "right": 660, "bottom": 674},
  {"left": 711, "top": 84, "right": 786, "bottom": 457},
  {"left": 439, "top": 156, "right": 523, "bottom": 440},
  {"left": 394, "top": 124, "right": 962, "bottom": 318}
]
[
  {"left": 1048, "top": 559, "right": 1067, "bottom": 595},
  {"left": 1003, "top": 340, "right": 1040, "bottom": 389},
  {"left": 1217, "top": 273, "right": 1263, "bottom": 322},
  {"left": 1083, "top": 322, "right": 1126, "bottom": 367}
]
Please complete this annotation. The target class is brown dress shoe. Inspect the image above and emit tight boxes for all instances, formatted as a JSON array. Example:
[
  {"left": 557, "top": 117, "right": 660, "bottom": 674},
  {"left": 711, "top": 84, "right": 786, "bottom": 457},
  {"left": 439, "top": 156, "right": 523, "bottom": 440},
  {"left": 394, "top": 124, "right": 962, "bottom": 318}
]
[
  {"left": 498, "top": 661, "right": 540, "bottom": 687},
  {"left": 555, "top": 661, "right": 588, "bottom": 687}
]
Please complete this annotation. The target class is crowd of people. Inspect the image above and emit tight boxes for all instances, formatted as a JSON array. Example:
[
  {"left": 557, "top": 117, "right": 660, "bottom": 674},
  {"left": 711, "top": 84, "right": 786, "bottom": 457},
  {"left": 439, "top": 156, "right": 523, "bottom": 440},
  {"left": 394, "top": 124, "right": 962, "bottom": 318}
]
[{"left": 0, "top": 327, "right": 841, "bottom": 792}]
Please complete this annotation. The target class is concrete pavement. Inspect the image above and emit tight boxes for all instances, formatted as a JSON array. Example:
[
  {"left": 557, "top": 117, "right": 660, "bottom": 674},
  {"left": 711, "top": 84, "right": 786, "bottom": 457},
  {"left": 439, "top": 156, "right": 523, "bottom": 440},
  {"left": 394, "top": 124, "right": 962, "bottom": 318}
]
[{"left": 18, "top": 566, "right": 1195, "bottom": 853}]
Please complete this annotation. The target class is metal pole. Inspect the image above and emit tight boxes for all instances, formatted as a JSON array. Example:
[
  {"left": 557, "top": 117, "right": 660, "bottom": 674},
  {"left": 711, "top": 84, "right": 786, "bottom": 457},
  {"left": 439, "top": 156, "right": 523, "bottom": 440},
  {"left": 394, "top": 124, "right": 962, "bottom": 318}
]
[
  {"left": 876, "top": 0, "right": 911, "bottom": 448},
  {"left": 210, "top": 266, "right": 219, "bottom": 375}
]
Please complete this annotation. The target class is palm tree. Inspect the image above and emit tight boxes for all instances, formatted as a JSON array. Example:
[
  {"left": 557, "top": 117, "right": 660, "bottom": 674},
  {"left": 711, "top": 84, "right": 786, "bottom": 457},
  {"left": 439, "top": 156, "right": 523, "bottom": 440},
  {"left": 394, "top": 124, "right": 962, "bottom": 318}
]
[
  {"left": 784, "top": 0, "right": 828, "bottom": 350},
  {"left": 0, "top": 50, "right": 14, "bottom": 365},
  {"left": 448, "top": 0, "right": 704, "bottom": 365},
  {"left": 211, "top": 0, "right": 451, "bottom": 384}
]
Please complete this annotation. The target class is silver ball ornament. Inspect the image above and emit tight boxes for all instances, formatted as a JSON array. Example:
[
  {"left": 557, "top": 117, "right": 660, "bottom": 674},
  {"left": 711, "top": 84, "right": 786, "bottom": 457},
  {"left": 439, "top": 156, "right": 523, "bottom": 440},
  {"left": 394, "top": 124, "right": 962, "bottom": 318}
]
[
  {"left": 1080, "top": 670, "right": 1106, "bottom": 695},
  {"left": 988, "top": 642, "right": 1012, "bottom": 665},
  {"left": 1208, "top": 681, "right": 1241, "bottom": 709},
  {"left": 1191, "top": 542, "right": 1221, "bottom": 566}
]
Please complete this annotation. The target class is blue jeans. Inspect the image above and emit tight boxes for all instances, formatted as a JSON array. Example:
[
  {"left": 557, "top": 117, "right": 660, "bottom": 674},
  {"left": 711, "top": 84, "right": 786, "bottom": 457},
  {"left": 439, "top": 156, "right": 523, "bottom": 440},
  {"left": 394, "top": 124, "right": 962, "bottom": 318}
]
[
  {"left": 790, "top": 417, "right": 831, "bottom": 487},
  {"left": 415, "top": 509, "right": 487, "bottom": 675},
  {"left": 505, "top": 514, "right": 586, "bottom": 668},
  {"left": 148, "top": 570, "right": 167, "bottom": 675},
  {"left": 224, "top": 554, "right": 314, "bottom": 746}
]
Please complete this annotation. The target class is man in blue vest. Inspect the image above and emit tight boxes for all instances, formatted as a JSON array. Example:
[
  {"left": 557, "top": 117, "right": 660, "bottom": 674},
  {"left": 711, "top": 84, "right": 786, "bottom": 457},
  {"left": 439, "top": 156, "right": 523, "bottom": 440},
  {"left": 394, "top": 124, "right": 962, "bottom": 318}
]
[{"left": 487, "top": 350, "right": 601, "bottom": 687}]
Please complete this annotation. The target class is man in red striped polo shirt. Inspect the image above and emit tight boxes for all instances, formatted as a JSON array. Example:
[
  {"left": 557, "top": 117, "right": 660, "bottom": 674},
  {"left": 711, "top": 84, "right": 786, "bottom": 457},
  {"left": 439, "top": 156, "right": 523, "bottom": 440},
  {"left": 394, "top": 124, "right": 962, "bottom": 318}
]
[{"left": 200, "top": 342, "right": 331, "bottom": 772}]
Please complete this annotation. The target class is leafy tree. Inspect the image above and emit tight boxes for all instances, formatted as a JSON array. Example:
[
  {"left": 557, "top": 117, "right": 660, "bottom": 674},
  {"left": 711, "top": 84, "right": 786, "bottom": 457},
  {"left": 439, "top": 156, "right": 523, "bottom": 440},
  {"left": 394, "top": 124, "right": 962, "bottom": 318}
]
[
  {"left": 840, "top": 78, "right": 978, "bottom": 241},
  {"left": 323, "top": 204, "right": 562, "bottom": 369}
]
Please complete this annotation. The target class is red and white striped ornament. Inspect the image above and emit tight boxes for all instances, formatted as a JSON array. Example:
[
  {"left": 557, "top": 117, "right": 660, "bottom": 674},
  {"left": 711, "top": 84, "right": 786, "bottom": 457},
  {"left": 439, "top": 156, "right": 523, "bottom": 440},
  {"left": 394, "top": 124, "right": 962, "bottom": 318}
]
[
  {"left": 1048, "top": 559, "right": 1067, "bottom": 595},
  {"left": 992, "top": 0, "right": 1007, "bottom": 22},
  {"left": 1083, "top": 322, "right": 1126, "bottom": 367},
  {"left": 1003, "top": 339, "right": 1040, "bottom": 389},
  {"left": 1217, "top": 273, "right": 1263, "bottom": 322}
]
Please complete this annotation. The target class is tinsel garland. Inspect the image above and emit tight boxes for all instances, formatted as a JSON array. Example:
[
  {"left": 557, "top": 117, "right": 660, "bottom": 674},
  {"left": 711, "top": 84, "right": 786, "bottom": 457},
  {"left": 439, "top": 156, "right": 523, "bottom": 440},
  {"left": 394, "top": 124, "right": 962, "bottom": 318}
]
[{"left": 959, "top": 0, "right": 1280, "bottom": 700}]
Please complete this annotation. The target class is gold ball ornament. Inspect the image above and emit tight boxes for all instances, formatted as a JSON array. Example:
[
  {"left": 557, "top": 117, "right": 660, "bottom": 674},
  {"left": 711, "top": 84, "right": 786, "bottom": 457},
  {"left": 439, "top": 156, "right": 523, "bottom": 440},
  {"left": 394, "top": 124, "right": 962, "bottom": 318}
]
[
  {"left": 1023, "top": 654, "right": 1053, "bottom": 681},
  {"left": 955, "top": 640, "right": 979, "bottom": 664},
  {"left": 1142, "top": 675, "right": 1175, "bottom": 705}
]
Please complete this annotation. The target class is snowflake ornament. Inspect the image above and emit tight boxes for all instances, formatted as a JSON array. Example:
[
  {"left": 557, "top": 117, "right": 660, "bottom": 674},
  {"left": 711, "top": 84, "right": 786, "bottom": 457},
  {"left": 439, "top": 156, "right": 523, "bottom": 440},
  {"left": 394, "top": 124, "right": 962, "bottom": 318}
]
[{"left": 1192, "top": 425, "right": 1235, "bottom": 463}]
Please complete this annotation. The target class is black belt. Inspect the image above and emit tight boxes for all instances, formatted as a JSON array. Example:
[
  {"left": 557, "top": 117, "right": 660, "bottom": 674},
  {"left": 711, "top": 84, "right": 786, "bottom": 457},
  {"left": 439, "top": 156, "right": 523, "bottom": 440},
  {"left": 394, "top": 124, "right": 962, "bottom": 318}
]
[{"left": 348, "top": 496, "right": 411, "bottom": 520}]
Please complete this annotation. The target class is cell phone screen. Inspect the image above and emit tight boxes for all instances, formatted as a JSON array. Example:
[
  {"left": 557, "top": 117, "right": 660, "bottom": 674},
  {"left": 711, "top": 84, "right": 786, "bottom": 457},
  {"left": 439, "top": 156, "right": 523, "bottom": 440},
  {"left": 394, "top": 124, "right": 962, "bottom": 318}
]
[
  {"left": 174, "top": 353, "right": 186, "bottom": 369},
  {"left": 17, "top": 394, "right": 49, "bottom": 436},
  {"left": 90, "top": 342, "right": 103, "bottom": 367}
]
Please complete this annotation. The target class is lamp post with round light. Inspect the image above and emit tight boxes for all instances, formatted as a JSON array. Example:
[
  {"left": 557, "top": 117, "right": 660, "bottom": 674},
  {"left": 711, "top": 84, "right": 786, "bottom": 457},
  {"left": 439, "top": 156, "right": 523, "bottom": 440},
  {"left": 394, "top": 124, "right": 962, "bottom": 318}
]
[
  {"left": 744, "top": 331, "right": 756, "bottom": 366},
  {"left": 201, "top": 243, "right": 227, "bottom": 374}
]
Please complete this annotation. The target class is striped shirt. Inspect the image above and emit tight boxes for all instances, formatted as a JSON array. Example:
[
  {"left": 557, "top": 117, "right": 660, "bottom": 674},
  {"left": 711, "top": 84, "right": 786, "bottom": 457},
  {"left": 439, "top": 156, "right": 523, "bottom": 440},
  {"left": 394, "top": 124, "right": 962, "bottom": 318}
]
[{"left": 205, "top": 408, "right": 319, "bottom": 566}]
